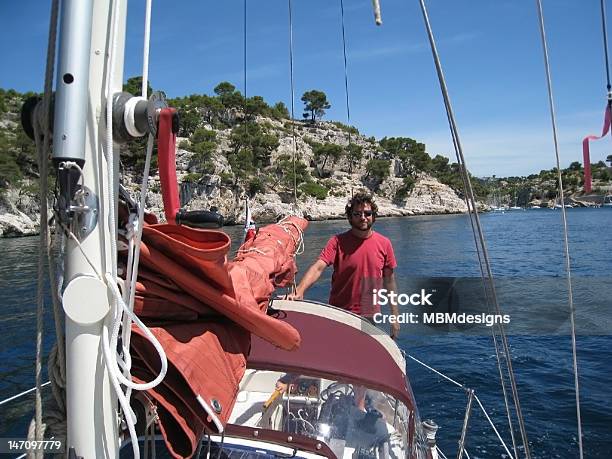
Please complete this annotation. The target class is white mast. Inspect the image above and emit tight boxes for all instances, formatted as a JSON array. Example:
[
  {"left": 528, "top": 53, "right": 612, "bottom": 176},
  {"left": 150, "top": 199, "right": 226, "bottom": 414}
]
[{"left": 57, "top": 0, "right": 127, "bottom": 456}]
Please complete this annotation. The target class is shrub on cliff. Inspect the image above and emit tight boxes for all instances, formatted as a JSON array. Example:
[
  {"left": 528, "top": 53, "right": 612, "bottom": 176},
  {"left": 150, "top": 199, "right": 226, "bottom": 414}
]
[
  {"left": 230, "top": 121, "right": 279, "bottom": 169},
  {"left": 248, "top": 177, "right": 266, "bottom": 197},
  {"left": 300, "top": 181, "right": 328, "bottom": 200},
  {"left": 346, "top": 143, "right": 363, "bottom": 174},
  {"left": 365, "top": 159, "right": 391, "bottom": 182},
  {"left": 273, "top": 154, "right": 309, "bottom": 189},
  {"left": 394, "top": 175, "right": 416, "bottom": 202},
  {"left": 312, "top": 142, "right": 343, "bottom": 176}
]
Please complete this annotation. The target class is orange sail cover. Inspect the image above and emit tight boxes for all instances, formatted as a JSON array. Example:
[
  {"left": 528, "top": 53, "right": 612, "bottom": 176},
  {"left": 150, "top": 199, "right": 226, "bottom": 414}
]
[{"left": 128, "top": 216, "right": 307, "bottom": 458}]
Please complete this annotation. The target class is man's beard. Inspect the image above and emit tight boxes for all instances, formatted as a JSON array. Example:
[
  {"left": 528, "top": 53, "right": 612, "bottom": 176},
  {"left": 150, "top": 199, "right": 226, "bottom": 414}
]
[{"left": 351, "top": 220, "right": 373, "bottom": 231}]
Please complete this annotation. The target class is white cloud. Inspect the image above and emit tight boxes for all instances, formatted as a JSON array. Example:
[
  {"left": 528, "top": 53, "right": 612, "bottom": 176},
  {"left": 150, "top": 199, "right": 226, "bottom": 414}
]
[
  {"left": 346, "top": 31, "right": 479, "bottom": 62},
  {"left": 419, "top": 118, "right": 610, "bottom": 177}
]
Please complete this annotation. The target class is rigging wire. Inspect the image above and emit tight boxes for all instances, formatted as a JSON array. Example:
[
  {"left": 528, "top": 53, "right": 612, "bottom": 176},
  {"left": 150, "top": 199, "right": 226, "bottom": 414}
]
[
  {"left": 600, "top": 0, "right": 611, "bottom": 93},
  {"left": 244, "top": 0, "right": 248, "bottom": 104},
  {"left": 416, "top": 1, "right": 531, "bottom": 457},
  {"left": 339, "top": 0, "right": 354, "bottom": 172},
  {"left": 0, "top": 382, "right": 51, "bottom": 407},
  {"left": 406, "top": 354, "right": 515, "bottom": 459},
  {"left": 600, "top": 0, "right": 612, "bottom": 150},
  {"left": 534, "top": 2, "right": 583, "bottom": 458},
  {"left": 242, "top": 0, "right": 251, "bottom": 192},
  {"left": 449, "top": 127, "right": 519, "bottom": 457},
  {"left": 287, "top": 0, "right": 299, "bottom": 209}
]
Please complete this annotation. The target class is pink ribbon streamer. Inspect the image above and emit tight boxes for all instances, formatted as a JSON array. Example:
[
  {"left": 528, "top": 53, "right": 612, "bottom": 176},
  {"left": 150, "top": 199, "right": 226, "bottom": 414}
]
[{"left": 582, "top": 105, "right": 611, "bottom": 193}]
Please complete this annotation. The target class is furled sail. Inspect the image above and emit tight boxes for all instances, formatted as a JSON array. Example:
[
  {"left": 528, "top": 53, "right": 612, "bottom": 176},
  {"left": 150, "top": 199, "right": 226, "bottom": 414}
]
[{"left": 125, "top": 216, "right": 307, "bottom": 457}]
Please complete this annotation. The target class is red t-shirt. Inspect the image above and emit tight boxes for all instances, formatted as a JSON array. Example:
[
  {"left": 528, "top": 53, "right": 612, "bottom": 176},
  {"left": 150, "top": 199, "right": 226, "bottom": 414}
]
[{"left": 319, "top": 230, "right": 397, "bottom": 316}]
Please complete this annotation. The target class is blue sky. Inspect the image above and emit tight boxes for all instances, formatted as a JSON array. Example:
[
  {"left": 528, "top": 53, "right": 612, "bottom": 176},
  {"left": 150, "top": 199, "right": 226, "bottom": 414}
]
[{"left": 1, "top": 0, "right": 611, "bottom": 177}]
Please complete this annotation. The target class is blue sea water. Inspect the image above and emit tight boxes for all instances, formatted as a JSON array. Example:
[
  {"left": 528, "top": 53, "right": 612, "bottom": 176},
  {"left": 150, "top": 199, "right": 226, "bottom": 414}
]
[{"left": 0, "top": 208, "right": 610, "bottom": 457}]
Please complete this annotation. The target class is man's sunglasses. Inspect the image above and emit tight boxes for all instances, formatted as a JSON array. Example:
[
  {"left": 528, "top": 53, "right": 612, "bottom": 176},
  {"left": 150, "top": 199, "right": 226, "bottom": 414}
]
[{"left": 352, "top": 211, "right": 374, "bottom": 217}]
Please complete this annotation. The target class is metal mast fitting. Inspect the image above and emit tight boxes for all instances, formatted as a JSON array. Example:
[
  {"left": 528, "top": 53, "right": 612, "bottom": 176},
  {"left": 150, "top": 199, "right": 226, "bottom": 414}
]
[
  {"left": 112, "top": 91, "right": 171, "bottom": 142},
  {"left": 53, "top": 0, "right": 94, "bottom": 166},
  {"left": 421, "top": 419, "right": 439, "bottom": 458},
  {"left": 371, "top": 0, "right": 382, "bottom": 25}
]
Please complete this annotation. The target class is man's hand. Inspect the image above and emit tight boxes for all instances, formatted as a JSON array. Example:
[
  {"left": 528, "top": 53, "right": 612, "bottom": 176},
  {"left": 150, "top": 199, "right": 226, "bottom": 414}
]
[
  {"left": 285, "top": 291, "right": 303, "bottom": 301},
  {"left": 275, "top": 381, "right": 289, "bottom": 393},
  {"left": 390, "top": 322, "right": 400, "bottom": 341},
  {"left": 383, "top": 270, "right": 399, "bottom": 341},
  {"left": 284, "top": 260, "right": 327, "bottom": 302}
]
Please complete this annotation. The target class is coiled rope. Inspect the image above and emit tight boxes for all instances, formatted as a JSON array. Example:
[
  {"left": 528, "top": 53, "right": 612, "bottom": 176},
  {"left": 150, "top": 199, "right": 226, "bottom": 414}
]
[
  {"left": 28, "top": 0, "right": 61, "bottom": 455},
  {"left": 101, "top": 2, "right": 142, "bottom": 456},
  {"left": 534, "top": 1, "right": 583, "bottom": 457},
  {"left": 416, "top": 1, "right": 531, "bottom": 457},
  {"left": 101, "top": 0, "right": 171, "bottom": 457}
]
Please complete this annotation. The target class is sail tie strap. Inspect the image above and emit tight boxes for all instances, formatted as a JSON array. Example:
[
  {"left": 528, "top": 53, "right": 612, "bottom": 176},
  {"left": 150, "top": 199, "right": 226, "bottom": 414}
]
[
  {"left": 583, "top": 0, "right": 612, "bottom": 195},
  {"left": 158, "top": 108, "right": 181, "bottom": 223},
  {"left": 582, "top": 105, "right": 611, "bottom": 194}
]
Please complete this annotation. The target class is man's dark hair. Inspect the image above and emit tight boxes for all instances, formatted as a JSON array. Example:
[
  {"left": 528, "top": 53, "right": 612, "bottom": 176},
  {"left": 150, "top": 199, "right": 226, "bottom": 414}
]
[{"left": 345, "top": 192, "right": 378, "bottom": 219}]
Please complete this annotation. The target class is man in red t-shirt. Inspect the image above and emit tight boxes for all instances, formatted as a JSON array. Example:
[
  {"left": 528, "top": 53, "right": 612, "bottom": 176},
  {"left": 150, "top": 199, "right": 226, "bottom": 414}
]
[{"left": 287, "top": 193, "right": 400, "bottom": 340}]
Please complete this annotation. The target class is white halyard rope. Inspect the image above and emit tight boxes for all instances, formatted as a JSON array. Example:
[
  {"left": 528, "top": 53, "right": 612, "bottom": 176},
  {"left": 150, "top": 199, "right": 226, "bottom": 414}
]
[
  {"left": 99, "top": 1, "right": 167, "bottom": 457},
  {"left": 101, "top": 4, "right": 141, "bottom": 454},
  {"left": 105, "top": 275, "right": 168, "bottom": 391},
  {"left": 124, "top": 136, "right": 154, "bottom": 348}
]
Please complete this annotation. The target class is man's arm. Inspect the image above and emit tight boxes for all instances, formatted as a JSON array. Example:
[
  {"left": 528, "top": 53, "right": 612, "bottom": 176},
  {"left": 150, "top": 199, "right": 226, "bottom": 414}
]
[
  {"left": 286, "top": 259, "right": 328, "bottom": 300},
  {"left": 383, "top": 268, "right": 400, "bottom": 340}
]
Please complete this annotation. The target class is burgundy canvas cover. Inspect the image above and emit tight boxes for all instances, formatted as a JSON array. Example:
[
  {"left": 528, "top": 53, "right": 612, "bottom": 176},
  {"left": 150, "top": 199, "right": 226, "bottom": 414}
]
[
  {"left": 247, "top": 309, "right": 417, "bottom": 412},
  {"left": 134, "top": 220, "right": 304, "bottom": 349},
  {"left": 128, "top": 217, "right": 307, "bottom": 458},
  {"left": 131, "top": 321, "right": 249, "bottom": 458}
]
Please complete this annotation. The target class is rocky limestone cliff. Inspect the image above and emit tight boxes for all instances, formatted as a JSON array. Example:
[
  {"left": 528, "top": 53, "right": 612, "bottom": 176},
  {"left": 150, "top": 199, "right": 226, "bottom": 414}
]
[
  {"left": 119, "top": 117, "right": 468, "bottom": 226},
  {"left": 0, "top": 186, "right": 40, "bottom": 237},
  {"left": 0, "top": 117, "right": 470, "bottom": 236}
]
